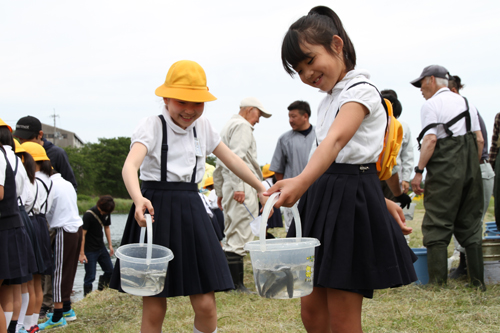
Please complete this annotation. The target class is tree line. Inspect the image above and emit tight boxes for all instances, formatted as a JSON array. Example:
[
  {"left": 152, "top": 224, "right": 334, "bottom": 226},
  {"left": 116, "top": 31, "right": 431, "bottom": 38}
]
[{"left": 65, "top": 137, "right": 218, "bottom": 198}]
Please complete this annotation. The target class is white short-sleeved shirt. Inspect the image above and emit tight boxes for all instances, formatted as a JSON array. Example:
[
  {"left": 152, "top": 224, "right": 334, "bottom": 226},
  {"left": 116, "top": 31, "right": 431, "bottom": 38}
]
[
  {"left": 46, "top": 173, "right": 82, "bottom": 233},
  {"left": 420, "top": 88, "right": 480, "bottom": 139},
  {"left": 313, "top": 69, "right": 386, "bottom": 164},
  {"left": 132, "top": 106, "right": 221, "bottom": 183},
  {"left": 33, "top": 171, "right": 53, "bottom": 215},
  {"left": 0, "top": 145, "right": 28, "bottom": 198},
  {"left": 207, "top": 189, "right": 219, "bottom": 210}
]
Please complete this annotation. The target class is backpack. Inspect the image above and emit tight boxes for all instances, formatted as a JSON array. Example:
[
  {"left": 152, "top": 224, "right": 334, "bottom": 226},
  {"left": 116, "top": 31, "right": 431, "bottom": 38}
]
[{"left": 345, "top": 82, "right": 403, "bottom": 181}]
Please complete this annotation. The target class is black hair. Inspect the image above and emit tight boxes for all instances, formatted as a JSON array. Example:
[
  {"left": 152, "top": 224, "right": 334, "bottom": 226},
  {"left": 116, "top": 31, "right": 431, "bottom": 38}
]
[
  {"left": 0, "top": 127, "right": 15, "bottom": 148},
  {"left": 281, "top": 6, "right": 356, "bottom": 77},
  {"left": 287, "top": 100, "right": 311, "bottom": 117},
  {"left": 381, "top": 90, "right": 402, "bottom": 119},
  {"left": 16, "top": 151, "right": 36, "bottom": 184},
  {"left": 97, "top": 195, "right": 115, "bottom": 214},
  {"left": 38, "top": 160, "right": 53, "bottom": 177},
  {"left": 448, "top": 75, "right": 464, "bottom": 92}
]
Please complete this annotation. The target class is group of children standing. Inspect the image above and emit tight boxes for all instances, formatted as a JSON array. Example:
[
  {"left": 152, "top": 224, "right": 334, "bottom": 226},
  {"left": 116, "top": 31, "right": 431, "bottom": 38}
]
[
  {"left": 109, "top": 5, "right": 418, "bottom": 333},
  {"left": 0, "top": 120, "right": 82, "bottom": 332}
]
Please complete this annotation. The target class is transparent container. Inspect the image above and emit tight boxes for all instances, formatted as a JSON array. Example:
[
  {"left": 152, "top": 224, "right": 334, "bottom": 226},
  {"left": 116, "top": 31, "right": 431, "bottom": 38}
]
[
  {"left": 115, "top": 215, "right": 174, "bottom": 296},
  {"left": 244, "top": 193, "right": 320, "bottom": 299}
]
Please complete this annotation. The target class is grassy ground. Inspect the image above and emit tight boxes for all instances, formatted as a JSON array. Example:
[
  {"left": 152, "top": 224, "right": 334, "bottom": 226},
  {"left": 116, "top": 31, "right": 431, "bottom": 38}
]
[{"left": 55, "top": 198, "right": 499, "bottom": 332}]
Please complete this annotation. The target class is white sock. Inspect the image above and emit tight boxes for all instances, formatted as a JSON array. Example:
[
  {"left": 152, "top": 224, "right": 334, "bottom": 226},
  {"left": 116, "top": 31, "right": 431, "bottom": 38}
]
[
  {"left": 18, "top": 293, "right": 29, "bottom": 327},
  {"left": 193, "top": 326, "right": 217, "bottom": 333},
  {"left": 33, "top": 313, "right": 39, "bottom": 325},
  {"left": 24, "top": 315, "right": 32, "bottom": 329},
  {"left": 4, "top": 312, "right": 13, "bottom": 328}
]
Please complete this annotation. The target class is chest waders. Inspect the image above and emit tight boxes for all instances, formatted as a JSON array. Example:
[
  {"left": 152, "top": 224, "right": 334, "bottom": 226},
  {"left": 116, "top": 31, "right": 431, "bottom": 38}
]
[{"left": 417, "top": 94, "right": 485, "bottom": 289}]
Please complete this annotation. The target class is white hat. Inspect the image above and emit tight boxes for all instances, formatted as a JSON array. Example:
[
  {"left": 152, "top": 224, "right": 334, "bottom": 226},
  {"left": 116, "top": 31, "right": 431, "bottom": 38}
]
[{"left": 240, "top": 97, "right": 272, "bottom": 118}]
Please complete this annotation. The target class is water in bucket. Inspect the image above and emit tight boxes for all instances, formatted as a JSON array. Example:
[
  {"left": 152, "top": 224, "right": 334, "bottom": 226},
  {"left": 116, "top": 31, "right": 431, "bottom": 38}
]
[
  {"left": 116, "top": 215, "right": 174, "bottom": 296},
  {"left": 244, "top": 193, "right": 320, "bottom": 299}
]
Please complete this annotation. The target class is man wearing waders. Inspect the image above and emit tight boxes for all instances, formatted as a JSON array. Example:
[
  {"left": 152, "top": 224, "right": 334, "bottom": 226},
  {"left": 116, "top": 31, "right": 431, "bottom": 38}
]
[
  {"left": 410, "top": 65, "right": 486, "bottom": 290},
  {"left": 213, "top": 97, "right": 272, "bottom": 293}
]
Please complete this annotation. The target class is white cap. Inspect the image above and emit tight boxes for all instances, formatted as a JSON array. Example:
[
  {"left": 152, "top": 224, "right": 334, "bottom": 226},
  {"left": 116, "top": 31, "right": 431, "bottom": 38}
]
[{"left": 240, "top": 97, "right": 272, "bottom": 118}]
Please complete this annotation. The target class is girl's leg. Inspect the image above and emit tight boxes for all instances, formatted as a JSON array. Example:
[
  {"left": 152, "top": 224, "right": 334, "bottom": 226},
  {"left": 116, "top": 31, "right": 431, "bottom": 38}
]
[
  {"left": 326, "top": 289, "right": 363, "bottom": 333},
  {"left": 0, "top": 285, "right": 13, "bottom": 327},
  {"left": 0, "top": 280, "right": 6, "bottom": 333},
  {"left": 12, "top": 284, "right": 22, "bottom": 320},
  {"left": 189, "top": 292, "right": 217, "bottom": 333},
  {"left": 25, "top": 280, "right": 36, "bottom": 316},
  {"left": 300, "top": 287, "right": 330, "bottom": 332},
  {"left": 17, "top": 283, "right": 29, "bottom": 331},
  {"left": 141, "top": 297, "right": 167, "bottom": 333},
  {"left": 33, "top": 275, "right": 44, "bottom": 315}
]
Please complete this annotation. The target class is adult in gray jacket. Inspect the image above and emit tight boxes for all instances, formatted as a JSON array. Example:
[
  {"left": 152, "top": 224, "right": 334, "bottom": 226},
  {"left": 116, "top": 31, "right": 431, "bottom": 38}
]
[{"left": 213, "top": 97, "right": 272, "bottom": 292}]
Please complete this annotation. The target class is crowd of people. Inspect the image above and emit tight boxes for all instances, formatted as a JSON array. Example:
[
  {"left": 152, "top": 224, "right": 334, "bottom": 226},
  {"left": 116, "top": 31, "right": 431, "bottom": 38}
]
[{"left": 2, "top": 5, "right": 498, "bottom": 333}]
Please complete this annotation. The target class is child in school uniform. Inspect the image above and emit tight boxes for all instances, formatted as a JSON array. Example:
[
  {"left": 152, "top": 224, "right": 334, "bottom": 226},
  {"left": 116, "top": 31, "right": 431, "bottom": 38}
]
[
  {"left": 259, "top": 164, "right": 283, "bottom": 237},
  {"left": 0, "top": 123, "right": 37, "bottom": 333},
  {"left": 109, "top": 60, "right": 269, "bottom": 333},
  {"left": 203, "top": 177, "right": 224, "bottom": 241},
  {"left": 266, "top": 6, "right": 417, "bottom": 332},
  {"left": 19, "top": 142, "right": 54, "bottom": 333},
  {"left": 22, "top": 142, "right": 83, "bottom": 331}
]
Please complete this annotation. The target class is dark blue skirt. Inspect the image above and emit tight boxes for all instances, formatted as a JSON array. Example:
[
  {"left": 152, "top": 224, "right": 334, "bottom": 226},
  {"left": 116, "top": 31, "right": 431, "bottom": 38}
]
[
  {"left": 0, "top": 225, "right": 38, "bottom": 281},
  {"left": 31, "top": 214, "right": 53, "bottom": 275},
  {"left": 110, "top": 182, "right": 234, "bottom": 297},
  {"left": 288, "top": 163, "right": 417, "bottom": 294},
  {"left": 210, "top": 208, "right": 224, "bottom": 241}
]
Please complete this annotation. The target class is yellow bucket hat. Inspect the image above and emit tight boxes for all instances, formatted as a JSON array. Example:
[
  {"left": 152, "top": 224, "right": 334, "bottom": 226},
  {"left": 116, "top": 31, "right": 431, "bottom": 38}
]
[
  {"left": 0, "top": 117, "right": 12, "bottom": 132},
  {"left": 21, "top": 142, "right": 49, "bottom": 162},
  {"left": 262, "top": 164, "right": 275, "bottom": 179},
  {"left": 14, "top": 140, "right": 26, "bottom": 153},
  {"left": 155, "top": 60, "right": 217, "bottom": 103}
]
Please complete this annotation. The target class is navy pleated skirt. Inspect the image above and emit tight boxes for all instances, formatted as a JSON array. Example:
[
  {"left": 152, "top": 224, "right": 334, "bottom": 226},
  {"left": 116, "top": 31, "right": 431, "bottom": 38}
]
[
  {"left": 0, "top": 225, "right": 38, "bottom": 281},
  {"left": 110, "top": 182, "right": 234, "bottom": 297},
  {"left": 288, "top": 163, "right": 417, "bottom": 295},
  {"left": 210, "top": 208, "right": 224, "bottom": 241},
  {"left": 31, "top": 214, "right": 53, "bottom": 275}
]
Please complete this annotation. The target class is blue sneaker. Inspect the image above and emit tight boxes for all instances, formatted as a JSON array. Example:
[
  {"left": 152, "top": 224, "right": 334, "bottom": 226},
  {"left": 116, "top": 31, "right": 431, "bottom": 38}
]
[
  {"left": 46, "top": 309, "right": 77, "bottom": 322},
  {"left": 38, "top": 317, "right": 67, "bottom": 330}
]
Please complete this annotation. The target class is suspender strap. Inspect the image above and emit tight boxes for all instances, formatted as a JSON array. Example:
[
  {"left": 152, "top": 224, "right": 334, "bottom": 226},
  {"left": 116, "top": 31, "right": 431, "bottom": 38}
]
[
  {"left": 416, "top": 96, "right": 471, "bottom": 150},
  {"left": 158, "top": 114, "right": 198, "bottom": 183},
  {"left": 28, "top": 182, "right": 39, "bottom": 215},
  {"left": 159, "top": 115, "right": 169, "bottom": 182},
  {"left": 36, "top": 177, "right": 53, "bottom": 214},
  {"left": 191, "top": 127, "right": 198, "bottom": 184}
]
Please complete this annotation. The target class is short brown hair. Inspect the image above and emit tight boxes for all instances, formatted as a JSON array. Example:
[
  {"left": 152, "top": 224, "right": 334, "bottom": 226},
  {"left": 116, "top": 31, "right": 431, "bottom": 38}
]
[{"left": 97, "top": 195, "right": 115, "bottom": 214}]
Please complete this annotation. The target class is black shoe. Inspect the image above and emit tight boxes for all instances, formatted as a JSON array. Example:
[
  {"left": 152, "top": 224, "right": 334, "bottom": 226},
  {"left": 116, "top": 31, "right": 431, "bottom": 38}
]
[
  {"left": 225, "top": 251, "right": 255, "bottom": 294},
  {"left": 84, "top": 285, "right": 93, "bottom": 297},
  {"left": 39, "top": 306, "right": 50, "bottom": 320},
  {"left": 266, "top": 232, "right": 275, "bottom": 239},
  {"left": 449, "top": 252, "right": 467, "bottom": 279}
]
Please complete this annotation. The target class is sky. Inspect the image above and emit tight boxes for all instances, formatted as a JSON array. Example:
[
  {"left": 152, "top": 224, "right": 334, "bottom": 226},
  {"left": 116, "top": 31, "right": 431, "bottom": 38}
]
[{"left": 2, "top": 0, "right": 500, "bottom": 171}]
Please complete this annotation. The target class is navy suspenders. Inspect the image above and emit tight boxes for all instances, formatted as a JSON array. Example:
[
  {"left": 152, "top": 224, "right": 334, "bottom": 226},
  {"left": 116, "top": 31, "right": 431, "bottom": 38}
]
[
  {"left": 158, "top": 115, "right": 198, "bottom": 183},
  {"left": 36, "top": 177, "right": 53, "bottom": 215}
]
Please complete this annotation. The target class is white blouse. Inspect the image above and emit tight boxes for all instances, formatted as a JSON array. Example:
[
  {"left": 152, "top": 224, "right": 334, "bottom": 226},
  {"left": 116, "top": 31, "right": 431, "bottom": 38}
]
[
  {"left": 313, "top": 69, "right": 386, "bottom": 165},
  {"left": 132, "top": 106, "right": 221, "bottom": 183}
]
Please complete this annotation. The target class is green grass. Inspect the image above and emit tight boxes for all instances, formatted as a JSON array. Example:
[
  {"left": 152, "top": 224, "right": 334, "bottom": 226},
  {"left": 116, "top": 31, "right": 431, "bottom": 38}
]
[
  {"left": 55, "top": 197, "right": 500, "bottom": 332},
  {"left": 77, "top": 195, "right": 132, "bottom": 215}
]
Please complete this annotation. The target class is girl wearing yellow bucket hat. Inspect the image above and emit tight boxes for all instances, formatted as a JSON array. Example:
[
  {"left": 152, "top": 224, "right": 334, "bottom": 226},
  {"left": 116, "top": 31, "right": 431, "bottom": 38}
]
[{"left": 110, "top": 60, "right": 270, "bottom": 333}]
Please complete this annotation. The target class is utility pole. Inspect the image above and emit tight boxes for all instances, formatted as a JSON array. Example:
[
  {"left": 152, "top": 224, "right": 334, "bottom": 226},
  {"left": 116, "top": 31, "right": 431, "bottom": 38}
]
[{"left": 50, "top": 109, "right": 60, "bottom": 145}]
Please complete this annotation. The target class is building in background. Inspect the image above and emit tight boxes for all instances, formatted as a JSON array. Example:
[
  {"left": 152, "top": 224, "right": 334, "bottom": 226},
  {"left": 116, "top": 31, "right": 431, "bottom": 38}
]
[{"left": 42, "top": 123, "right": 84, "bottom": 148}]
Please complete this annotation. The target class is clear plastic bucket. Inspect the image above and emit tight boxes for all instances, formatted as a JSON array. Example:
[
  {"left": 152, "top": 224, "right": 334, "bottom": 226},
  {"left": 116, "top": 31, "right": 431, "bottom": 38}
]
[
  {"left": 115, "top": 215, "right": 174, "bottom": 296},
  {"left": 244, "top": 193, "right": 320, "bottom": 299}
]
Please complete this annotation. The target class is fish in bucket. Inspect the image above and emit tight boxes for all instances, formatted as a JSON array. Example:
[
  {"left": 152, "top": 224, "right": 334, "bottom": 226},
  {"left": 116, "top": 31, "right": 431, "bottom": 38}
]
[
  {"left": 115, "top": 215, "right": 174, "bottom": 296},
  {"left": 244, "top": 193, "right": 320, "bottom": 299}
]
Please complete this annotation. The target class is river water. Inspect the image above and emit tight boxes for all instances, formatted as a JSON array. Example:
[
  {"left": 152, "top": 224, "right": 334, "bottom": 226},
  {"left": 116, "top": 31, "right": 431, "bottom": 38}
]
[{"left": 72, "top": 213, "right": 127, "bottom": 301}]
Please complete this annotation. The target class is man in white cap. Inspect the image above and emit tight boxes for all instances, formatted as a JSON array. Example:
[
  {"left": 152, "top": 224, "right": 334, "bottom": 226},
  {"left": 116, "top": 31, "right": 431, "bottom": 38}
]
[
  {"left": 410, "top": 65, "right": 485, "bottom": 290},
  {"left": 213, "top": 97, "right": 272, "bottom": 293}
]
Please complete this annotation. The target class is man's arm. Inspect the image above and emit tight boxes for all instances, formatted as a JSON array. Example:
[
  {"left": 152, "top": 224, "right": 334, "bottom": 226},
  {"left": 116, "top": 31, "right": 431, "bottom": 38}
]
[
  {"left": 79, "top": 229, "right": 88, "bottom": 264},
  {"left": 411, "top": 134, "right": 437, "bottom": 195},
  {"left": 104, "top": 225, "right": 114, "bottom": 256},
  {"left": 475, "top": 130, "right": 484, "bottom": 160}
]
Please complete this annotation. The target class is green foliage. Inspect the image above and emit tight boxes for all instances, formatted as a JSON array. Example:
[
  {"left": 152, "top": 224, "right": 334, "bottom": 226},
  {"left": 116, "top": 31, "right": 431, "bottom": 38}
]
[
  {"left": 65, "top": 137, "right": 131, "bottom": 198},
  {"left": 206, "top": 154, "right": 217, "bottom": 167}
]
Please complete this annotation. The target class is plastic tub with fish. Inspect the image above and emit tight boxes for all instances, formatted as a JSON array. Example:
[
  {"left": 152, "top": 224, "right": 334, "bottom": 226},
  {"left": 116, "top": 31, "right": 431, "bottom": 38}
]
[
  {"left": 115, "top": 215, "right": 174, "bottom": 296},
  {"left": 244, "top": 193, "right": 320, "bottom": 299}
]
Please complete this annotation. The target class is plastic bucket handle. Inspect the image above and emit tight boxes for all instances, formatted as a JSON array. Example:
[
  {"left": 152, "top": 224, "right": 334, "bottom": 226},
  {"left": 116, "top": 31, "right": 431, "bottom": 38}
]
[
  {"left": 259, "top": 193, "right": 301, "bottom": 251},
  {"left": 138, "top": 214, "right": 153, "bottom": 265}
]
